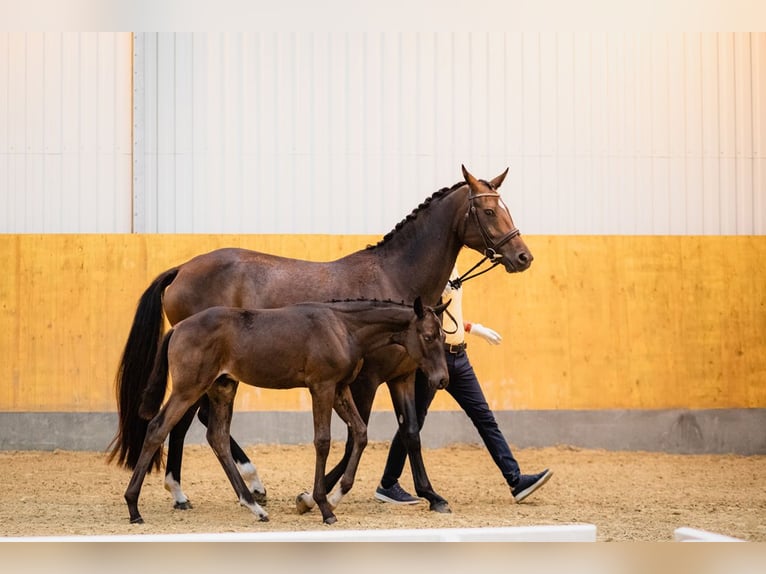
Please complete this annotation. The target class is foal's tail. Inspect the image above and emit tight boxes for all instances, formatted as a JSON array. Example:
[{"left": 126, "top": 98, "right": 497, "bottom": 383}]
[
  {"left": 107, "top": 267, "right": 179, "bottom": 471},
  {"left": 140, "top": 329, "right": 174, "bottom": 421}
]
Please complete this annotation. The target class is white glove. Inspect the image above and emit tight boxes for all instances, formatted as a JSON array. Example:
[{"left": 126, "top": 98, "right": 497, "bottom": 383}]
[{"left": 469, "top": 323, "right": 502, "bottom": 345}]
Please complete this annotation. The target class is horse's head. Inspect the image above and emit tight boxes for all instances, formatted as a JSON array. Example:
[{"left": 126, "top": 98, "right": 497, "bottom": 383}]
[
  {"left": 393, "top": 297, "right": 449, "bottom": 391},
  {"left": 459, "top": 165, "right": 533, "bottom": 273}
]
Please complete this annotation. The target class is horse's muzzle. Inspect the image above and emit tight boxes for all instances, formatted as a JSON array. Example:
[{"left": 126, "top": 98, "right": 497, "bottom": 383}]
[{"left": 503, "top": 250, "right": 533, "bottom": 273}]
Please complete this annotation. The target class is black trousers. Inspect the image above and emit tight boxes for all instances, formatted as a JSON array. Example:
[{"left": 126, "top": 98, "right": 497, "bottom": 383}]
[{"left": 380, "top": 349, "right": 521, "bottom": 489}]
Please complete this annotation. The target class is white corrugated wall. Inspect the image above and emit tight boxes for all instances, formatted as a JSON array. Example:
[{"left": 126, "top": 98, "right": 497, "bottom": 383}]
[
  {"left": 1, "top": 32, "right": 765, "bottom": 235},
  {"left": 133, "top": 32, "right": 766, "bottom": 235},
  {"left": 0, "top": 32, "right": 133, "bottom": 233}
]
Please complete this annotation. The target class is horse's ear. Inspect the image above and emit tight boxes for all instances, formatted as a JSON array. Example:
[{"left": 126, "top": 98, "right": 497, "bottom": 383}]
[
  {"left": 414, "top": 296, "right": 425, "bottom": 319},
  {"left": 461, "top": 164, "right": 479, "bottom": 189},
  {"left": 490, "top": 167, "right": 509, "bottom": 189},
  {"left": 433, "top": 298, "right": 451, "bottom": 316}
]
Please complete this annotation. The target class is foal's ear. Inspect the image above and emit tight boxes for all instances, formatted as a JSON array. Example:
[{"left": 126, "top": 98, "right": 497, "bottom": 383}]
[
  {"left": 489, "top": 167, "right": 509, "bottom": 189},
  {"left": 433, "top": 298, "right": 451, "bottom": 316},
  {"left": 414, "top": 296, "right": 425, "bottom": 319}
]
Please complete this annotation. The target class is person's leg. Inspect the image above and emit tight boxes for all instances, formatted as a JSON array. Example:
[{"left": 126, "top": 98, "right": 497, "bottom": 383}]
[{"left": 445, "top": 351, "right": 521, "bottom": 486}]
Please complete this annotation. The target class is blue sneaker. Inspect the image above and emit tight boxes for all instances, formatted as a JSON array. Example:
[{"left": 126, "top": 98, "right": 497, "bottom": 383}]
[
  {"left": 374, "top": 482, "right": 421, "bottom": 505},
  {"left": 511, "top": 469, "right": 553, "bottom": 502}
]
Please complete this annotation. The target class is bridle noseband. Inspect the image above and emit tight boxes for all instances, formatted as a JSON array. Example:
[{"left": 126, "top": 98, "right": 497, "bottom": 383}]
[{"left": 450, "top": 187, "right": 522, "bottom": 290}]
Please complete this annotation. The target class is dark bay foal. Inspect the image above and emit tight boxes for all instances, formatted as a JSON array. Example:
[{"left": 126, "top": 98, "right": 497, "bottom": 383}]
[{"left": 124, "top": 298, "right": 449, "bottom": 525}]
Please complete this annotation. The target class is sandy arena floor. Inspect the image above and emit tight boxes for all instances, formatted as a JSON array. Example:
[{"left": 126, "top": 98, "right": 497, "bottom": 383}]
[{"left": 1, "top": 442, "right": 764, "bottom": 542}]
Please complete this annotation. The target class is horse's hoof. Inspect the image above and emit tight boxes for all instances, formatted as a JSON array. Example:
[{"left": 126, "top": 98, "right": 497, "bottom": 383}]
[
  {"left": 173, "top": 500, "right": 193, "bottom": 510},
  {"left": 258, "top": 515, "right": 269, "bottom": 522},
  {"left": 295, "top": 492, "right": 313, "bottom": 514},
  {"left": 130, "top": 516, "right": 145, "bottom": 524},
  {"left": 429, "top": 500, "right": 452, "bottom": 514},
  {"left": 323, "top": 515, "right": 338, "bottom": 525},
  {"left": 252, "top": 489, "right": 267, "bottom": 505}
]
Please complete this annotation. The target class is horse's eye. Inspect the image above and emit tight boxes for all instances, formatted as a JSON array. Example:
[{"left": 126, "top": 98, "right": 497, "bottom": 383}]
[
  {"left": 423, "top": 335, "right": 433, "bottom": 342},
  {"left": 484, "top": 209, "right": 496, "bottom": 216}
]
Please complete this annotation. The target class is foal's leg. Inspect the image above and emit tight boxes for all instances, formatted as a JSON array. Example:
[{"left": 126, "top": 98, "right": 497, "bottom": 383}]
[
  {"left": 164, "top": 401, "right": 199, "bottom": 509},
  {"left": 306, "top": 383, "right": 338, "bottom": 524},
  {"left": 322, "top": 372, "right": 379, "bottom": 491},
  {"left": 197, "top": 387, "right": 267, "bottom": 503},
  {"left": 388, "top": 373, "right": 450, "bottom": 513},
  {"left": 297, "top": 373, "right": 378, "bottom": 514},
  {"left": 325, "top": 384, "right": 368, "bottom": 510},
  {"left": 124, "top": 397, "right": 202, "bottom": 524},
  {"left": 205, "top": 377, "right": 268, "bottom": 522}
]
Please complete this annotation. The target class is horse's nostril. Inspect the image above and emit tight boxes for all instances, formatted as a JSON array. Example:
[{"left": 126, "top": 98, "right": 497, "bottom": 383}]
[{"left": 518, "top": 252, "right": 532, "bottom": 265}]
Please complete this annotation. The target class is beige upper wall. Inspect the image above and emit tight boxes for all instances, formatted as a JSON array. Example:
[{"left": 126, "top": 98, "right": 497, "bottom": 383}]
[{"left": 1, "top": 33, "right": 765, "bottom": 235}]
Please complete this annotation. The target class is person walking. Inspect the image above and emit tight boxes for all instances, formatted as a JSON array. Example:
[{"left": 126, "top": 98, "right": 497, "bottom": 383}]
[{"left": 374, "top": 265, "right": 552, "bottom": 506}]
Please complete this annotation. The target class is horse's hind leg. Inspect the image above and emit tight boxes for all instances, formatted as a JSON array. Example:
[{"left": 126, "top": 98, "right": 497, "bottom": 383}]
[
  {"left": 197, "top": 383, "right": 267, "bottom": 504},
  {"left": 125, "top": 398, "right": 200, "bottom": 524},
  {"left": 325, "top": 384, "right": 368, "bottom": 511},
  {"left": 164, "top": 401, "right": 199, "bottom": 510},
  {"left": 205, "top": 377, "right": 268, "bottom": 522}
]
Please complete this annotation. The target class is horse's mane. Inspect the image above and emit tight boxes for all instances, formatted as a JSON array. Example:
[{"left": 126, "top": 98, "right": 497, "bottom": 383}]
[
  {"left": 326, "top": 297, "right": 408, "bottom": 308},
  {"left": 365, "top": 180, "right": 465, "bottom": 250}
]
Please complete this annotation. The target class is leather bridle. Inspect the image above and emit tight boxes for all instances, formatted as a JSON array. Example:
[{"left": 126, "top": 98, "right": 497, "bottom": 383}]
[{"left": 450, "top": 188, "right": 522, "bottom": 290}]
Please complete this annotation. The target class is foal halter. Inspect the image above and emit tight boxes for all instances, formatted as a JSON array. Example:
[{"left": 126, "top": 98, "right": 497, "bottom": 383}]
[{"left": 450, "top": 188, "right": 522, "bottom": 290}]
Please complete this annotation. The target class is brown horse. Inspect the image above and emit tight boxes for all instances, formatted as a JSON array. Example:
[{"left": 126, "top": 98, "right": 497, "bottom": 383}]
[
  {"left": 125, "top": 298, "right": 449, "bottom": 525},
  {"left": 110, "top": 165, "right": 533, "bottom": 514}
]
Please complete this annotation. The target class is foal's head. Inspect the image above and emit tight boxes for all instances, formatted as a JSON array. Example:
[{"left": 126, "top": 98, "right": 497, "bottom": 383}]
[{"left": 391, "top": 297, "right": 450, "bottom": 391}]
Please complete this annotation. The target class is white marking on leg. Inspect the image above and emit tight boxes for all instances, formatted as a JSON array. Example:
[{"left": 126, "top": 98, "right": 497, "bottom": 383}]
[
  {"left": 237, "top": 461, "right": 265, "bottom": 495},
  {"left": 164, "top": 474, "right": 189, "bottom": 506},
  {"left": 239, "top": 495, "right": 268, "bottom": 521},
  {"left": 297, "top": 490, "right": 316, "bottom": 510},
  {"left": 328, "top": 487, "right": 345, "bottom": 510}
]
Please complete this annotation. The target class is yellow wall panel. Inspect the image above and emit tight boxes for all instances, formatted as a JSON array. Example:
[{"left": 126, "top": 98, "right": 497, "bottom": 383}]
[{"left": 0, "top": 235, "right": 764, "bottom": 413}]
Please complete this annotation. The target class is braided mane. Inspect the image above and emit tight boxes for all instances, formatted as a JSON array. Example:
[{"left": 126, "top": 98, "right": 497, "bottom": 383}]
[{"left": 366, "top": 180, "right": 465, "bottom": 250}]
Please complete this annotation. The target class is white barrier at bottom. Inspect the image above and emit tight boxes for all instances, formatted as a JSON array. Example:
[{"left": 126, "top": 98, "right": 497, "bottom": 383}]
[
  {"left": 1, "top": 524, "right": 597, "bottom": 543},
  {"left": 674, "top": 527, "right": 745, "bottom": 542}
]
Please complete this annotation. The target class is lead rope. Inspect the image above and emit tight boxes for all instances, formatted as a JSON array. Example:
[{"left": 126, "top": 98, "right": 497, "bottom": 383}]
[{"left": 447, "top": 257, "right": 502, "bottom": 291}]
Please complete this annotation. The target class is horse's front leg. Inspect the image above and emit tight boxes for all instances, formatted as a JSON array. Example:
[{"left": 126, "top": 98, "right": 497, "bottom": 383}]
[
  {"left": 323, "top": 383, "right": 368, "bottom": 511},
  {"left": 205, "top": 378, "right": 268, "bottom": 522},
  {"left": 295, "top": 371, "right": 377, "bottom": 513},
  {"left": 388, "top": 373, "right": 451, "bottom": 513},
  {"left": 306, "top": 384, "right": 338, "bottom": 524},
  {"left": 322, "top": 372, "right": 379, "bottom": 492}
]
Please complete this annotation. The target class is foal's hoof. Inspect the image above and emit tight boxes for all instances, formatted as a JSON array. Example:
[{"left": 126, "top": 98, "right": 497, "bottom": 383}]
[
  {"left": 258, "top": 515, "right": 269, "bottom": 523},
  {"left": 252, "top": 489, "right": 267, "bottom": 505},
  {"left": 295, "top": 491, "right": 313, "bottom": 514},
  {"left": 130, "top": 516, "right": 145, "bottom": 524},
  {"left": 429, "top": 500, "right": 452, "bottom": 514},
  {"left": 323, "top": 514, "right": 338, "bottom": 525},
  {"left": 173, "top": 500, "right": 193, "bottom": 510}
]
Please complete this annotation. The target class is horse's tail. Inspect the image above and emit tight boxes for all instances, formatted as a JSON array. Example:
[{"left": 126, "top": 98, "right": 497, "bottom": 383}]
[
  {"left": 107, "top": 267, "right": 179, "bottom": 470},
  {"left": 139, "top": 329, "right": 174, "bottom": 421}
]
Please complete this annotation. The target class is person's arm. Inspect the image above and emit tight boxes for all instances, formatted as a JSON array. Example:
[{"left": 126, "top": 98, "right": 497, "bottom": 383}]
[{"left": 464, "top": 322, "right": 502, "bottom": 345}]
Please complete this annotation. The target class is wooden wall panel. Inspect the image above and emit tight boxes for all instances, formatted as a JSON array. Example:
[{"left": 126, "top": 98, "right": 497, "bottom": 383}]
[{"left": 1, "top": 235, "right": 764, "bottom": 413}]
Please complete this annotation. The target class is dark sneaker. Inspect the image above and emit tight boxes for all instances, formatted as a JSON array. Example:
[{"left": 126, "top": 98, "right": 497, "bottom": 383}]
[
  {"left": 374, "top": 482, "right": 421, "bottom": 505},
  {"left": 511, "top": 469, "right": 553, "bottom": 503}
]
